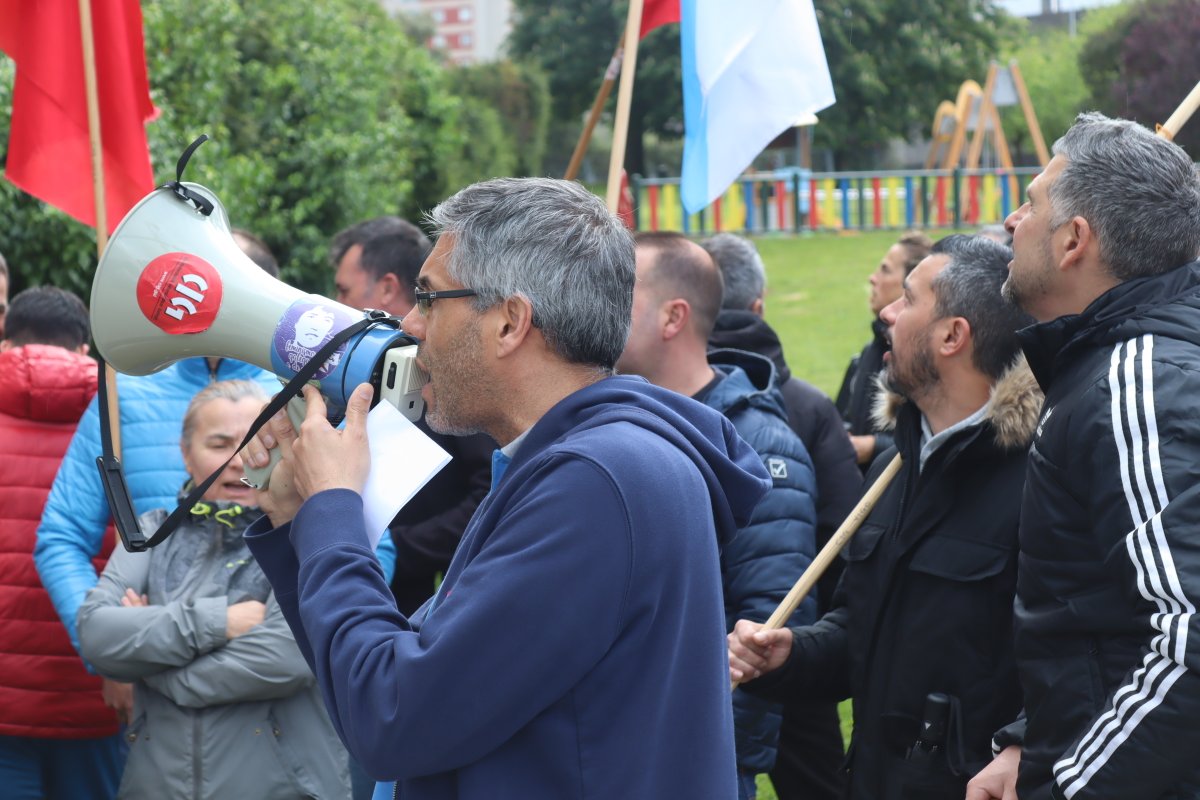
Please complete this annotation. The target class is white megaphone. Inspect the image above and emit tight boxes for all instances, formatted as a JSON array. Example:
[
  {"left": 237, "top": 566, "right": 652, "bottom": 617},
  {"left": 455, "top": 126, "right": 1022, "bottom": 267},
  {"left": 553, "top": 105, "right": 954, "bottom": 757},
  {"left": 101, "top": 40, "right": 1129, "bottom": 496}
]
[{"left": 91, "top": 181, "right": 427, "bottom": 493}]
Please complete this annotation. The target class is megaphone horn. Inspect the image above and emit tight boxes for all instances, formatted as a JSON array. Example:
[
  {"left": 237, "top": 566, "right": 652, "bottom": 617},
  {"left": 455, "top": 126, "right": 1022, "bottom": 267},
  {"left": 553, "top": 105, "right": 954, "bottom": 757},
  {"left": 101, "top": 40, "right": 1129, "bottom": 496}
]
[{"left": 91, "top": 181, "right": 425, "bottom": 418}]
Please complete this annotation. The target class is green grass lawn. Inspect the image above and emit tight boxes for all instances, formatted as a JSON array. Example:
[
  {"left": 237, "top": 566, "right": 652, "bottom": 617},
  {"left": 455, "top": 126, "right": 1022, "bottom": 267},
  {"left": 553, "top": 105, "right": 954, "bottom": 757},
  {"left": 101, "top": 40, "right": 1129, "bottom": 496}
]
[{"left": 746, "top": 229, "right": 959, "bottom": 800}]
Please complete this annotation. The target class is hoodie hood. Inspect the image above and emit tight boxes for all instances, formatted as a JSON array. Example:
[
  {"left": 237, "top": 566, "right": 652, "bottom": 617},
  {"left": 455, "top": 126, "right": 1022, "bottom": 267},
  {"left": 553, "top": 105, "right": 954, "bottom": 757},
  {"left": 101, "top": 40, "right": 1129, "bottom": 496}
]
[
  {"left": 0, "top": 345, "right": 98, "bottom": 423},
  {"left": 705, "top": 348, "right": 789, "bottom": 422},
  {"left": 513, "top": 374, "right": 771, "bottom": 548},
  {"left": 870, "top": 353, "right": 1042, "bottom": 451},
  {"left": 708, "top": 310, "right": 791, "bottom": 382}
]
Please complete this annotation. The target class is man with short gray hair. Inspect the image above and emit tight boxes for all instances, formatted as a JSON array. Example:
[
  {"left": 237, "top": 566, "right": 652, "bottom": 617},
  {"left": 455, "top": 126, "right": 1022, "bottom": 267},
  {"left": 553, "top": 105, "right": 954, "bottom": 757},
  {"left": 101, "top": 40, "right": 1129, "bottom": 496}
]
[
  {"left": 996, "top": 112, "right": 1200, "bottom": 799},
  {"left": 244, "top": 177, "right": 772, "bottom": 799}
]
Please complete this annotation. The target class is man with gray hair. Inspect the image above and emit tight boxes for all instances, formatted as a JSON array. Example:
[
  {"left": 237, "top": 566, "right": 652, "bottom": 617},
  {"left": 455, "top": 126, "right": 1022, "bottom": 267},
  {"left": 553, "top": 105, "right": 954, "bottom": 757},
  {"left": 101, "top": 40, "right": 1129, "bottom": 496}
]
[
  {"left": 705, "top": 232, "right": 858, "bottom": 800},
  {"left": 243, "top": 177, "right": 772, "bottom": 799},
  {"left": 993, "top": 112, "right": 1200, "bottom": 799}
]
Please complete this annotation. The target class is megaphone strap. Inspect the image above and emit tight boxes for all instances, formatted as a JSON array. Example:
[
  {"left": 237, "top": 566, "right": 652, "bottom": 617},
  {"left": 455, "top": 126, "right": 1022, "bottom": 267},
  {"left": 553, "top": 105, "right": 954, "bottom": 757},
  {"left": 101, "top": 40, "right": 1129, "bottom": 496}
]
[
  {"left": 162, "top": 134, "right": 214, "bottom": 217},
  {"left": 95, "top": 312, "right": 400, "bottom": 552}
]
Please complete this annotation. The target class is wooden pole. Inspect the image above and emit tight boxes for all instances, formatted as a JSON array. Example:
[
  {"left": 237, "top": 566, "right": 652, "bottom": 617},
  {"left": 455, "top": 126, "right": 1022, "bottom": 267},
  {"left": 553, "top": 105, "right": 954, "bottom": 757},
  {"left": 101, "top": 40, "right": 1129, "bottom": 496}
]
[
  {"left": 1008, "top": 62, "right": 1049, "bottom": 166},
  {"left": 1158, "top": 79, "right": 1200, "bottom": 141},
  {"left": 732, "top": 453, "right": 903, "bottom": 690},
  {"left": 79, "top": 0, "right": 121, "bottom": 457},
  {"left": 606, "top": 0, "right": 644, "bottom": 213},
  {"left": 966, "top": 63, "right": 999, "bottom": 171},
  {"left": 564, "top": 41, "right": 623, "bottom": 182}
]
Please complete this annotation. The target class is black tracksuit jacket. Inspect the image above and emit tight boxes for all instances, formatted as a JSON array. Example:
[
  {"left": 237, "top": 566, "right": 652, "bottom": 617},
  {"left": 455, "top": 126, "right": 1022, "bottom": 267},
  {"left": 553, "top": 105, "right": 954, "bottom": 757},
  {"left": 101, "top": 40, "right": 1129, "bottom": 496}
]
[{"left": 1016, "top": 262, "right": 1200, "bottom": 800}]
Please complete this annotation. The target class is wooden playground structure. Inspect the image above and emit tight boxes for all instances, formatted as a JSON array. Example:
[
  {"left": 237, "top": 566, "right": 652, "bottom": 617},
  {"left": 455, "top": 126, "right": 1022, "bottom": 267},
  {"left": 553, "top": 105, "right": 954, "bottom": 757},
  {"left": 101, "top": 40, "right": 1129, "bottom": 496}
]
[{"left": 926, "top": 60, "right": 1050, "bottom": 172}]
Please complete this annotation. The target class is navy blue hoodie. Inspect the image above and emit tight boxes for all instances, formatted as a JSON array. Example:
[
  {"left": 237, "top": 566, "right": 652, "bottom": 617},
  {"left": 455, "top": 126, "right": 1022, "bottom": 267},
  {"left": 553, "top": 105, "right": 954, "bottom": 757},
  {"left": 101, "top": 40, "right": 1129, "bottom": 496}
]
[{"left": 246, "top": 375, "right": 771, "bottom": 799}]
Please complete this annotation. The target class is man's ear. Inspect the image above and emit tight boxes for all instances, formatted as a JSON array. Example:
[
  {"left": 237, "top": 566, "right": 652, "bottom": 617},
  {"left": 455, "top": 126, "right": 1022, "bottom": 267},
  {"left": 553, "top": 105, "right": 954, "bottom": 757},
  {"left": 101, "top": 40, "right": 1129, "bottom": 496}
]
[
  {"left": 749, "top": 297, "right": 765, "bottom": 317},
  {"left": 0, "top": 340, "right": 11, "bottom": 352},
  {"left": 376, "top": 272, "right": 403, "bottom": 306},
  {"left": 1058, "top": 215, "right": 1093, "bottom": 273},
  {"left": 661, "top": 298, "right": 691, "bottom": 341},
  {"left": 938, "top": 316, "right": 971, "bottom": 358},
  {"left": 494, "top": 294, "right": 535, "bottom": 358}
]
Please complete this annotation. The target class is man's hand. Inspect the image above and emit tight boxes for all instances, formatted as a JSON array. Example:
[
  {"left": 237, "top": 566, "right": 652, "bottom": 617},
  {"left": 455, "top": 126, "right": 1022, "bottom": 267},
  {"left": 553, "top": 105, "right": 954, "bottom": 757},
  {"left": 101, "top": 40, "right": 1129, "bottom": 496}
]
[
  {"left": 101, "top": 678, "right": 134, "bottom": 726},
  {"left": 226, "top": 600, "right": 267, "bottom": 639},
  {"left": 728, "top": 619, "right": 793, "bottom": 684},
  {"left": 290, "top": 383, "right": 373, "bottom": 497},
  {"left": 850, "top": 434, "right": 876, "bottom": 465},
  {"left": 965, "top": 745, "right": 1021, "bottom": 800},
  {"left": 246, "top": 402, "right": 305, "bottom": 527}
]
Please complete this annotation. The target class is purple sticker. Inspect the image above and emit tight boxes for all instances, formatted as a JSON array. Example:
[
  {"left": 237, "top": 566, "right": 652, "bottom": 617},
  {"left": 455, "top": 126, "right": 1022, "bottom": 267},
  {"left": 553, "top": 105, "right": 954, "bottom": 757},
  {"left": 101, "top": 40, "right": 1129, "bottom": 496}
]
[{"left": 272, "top": 299, "right": 356, "bottom": 380}]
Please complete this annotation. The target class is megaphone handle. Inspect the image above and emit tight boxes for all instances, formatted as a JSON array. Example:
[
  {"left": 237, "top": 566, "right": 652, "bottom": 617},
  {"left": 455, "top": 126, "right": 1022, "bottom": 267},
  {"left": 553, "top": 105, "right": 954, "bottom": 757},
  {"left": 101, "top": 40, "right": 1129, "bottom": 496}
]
[{"left": 242, "top": 395, "right": 308, "bottom": 490}]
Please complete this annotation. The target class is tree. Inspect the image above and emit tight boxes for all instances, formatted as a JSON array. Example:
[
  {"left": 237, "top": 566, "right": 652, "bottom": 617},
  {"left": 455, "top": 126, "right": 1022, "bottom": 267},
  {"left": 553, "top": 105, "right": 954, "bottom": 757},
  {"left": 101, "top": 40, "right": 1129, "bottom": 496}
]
[
  {"left": 813, "top": 0, "right": 1017, "bottom": 167},
  {"left": 507, "top": 0, "right": 680, "bottom": 176},
  {"left": 454, "top": 59, "right": 552, "bottom": 176},
  {"left": 1000, "top": 24, "right": 1088, "bottom": 164},
  {"left": 1077, "top": 1, "right": 1141, "bottom": 121},
  {"left": 0, "top": 0, "right": 503, "bottom": 295},
  {"left": 1079, "top": 0, "right": 1200, "bottom": 156},
  {"left": 509, "top": 0, "right": 1017, "bottom": 173}
]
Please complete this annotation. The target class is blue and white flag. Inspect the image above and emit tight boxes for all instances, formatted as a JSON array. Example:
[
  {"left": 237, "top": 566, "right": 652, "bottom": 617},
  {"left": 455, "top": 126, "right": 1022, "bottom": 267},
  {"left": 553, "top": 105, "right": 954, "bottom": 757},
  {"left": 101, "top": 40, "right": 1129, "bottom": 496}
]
[{"left": 680, "top": 0, "right": 835, "bottom": 214}]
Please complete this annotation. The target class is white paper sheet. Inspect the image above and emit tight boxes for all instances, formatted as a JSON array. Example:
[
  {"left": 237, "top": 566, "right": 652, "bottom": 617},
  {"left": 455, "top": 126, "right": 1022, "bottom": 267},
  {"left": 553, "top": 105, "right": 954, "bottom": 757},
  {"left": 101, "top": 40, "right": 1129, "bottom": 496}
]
[{"left": 362, "top": 401, "right": 452, "bottom": 550}]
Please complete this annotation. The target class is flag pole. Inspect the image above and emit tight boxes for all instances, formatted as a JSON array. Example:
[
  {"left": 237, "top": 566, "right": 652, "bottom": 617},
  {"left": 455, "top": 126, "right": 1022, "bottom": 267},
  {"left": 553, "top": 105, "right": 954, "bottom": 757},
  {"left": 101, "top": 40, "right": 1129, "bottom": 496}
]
[
  {"left": 731, "top": 453, "right": 903, "bottom": 690},
  {"left": 78, "top": 0, "right": 121, "bottom": 457},
  {"left": 605, "top": 0, "right": 644, "bottom": 213},
  {"left": 1157, "top": 79, "right": 1200, "bottom": 141},
  {"left": 564, "top": 40, "right": 623, "bottom": 182}
]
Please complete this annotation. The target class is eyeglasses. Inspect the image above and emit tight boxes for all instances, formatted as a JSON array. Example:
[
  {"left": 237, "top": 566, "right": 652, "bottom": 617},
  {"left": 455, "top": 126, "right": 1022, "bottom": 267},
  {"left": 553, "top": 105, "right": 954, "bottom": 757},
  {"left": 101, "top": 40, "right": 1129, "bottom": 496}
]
[{"left": 413, "top": 287, "right": 478, "bottom": 314}]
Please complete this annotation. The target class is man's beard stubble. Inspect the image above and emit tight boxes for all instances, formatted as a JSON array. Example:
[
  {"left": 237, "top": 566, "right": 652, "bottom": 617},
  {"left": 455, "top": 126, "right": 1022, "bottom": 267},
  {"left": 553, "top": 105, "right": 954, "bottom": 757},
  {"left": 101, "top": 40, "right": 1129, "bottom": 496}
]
[
  {"left": 420, "top": 317, "right": 488, "bottom": 437},
  {"left": 884, "top": 336, "right": 940, "bottom": 402}
]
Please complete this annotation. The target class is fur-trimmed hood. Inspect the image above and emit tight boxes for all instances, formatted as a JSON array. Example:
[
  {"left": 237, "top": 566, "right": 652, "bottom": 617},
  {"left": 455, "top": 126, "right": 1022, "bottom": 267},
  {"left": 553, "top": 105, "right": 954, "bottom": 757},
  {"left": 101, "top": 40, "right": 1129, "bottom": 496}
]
[{"left": 870, "top": 353, "right": 1043, "bottom": 451}]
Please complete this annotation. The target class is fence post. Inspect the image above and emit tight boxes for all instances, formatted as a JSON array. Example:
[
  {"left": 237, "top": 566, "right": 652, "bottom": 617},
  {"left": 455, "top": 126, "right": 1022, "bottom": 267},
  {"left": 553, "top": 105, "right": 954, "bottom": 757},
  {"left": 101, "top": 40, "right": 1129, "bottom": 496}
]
[
  {"left": 871, "top": 176, "right": 882, "bottom": 229},
  {"left": 743, "top": 180, "right": 756, "bottom": 233},
  {"left": 839, "top": 178, "right": 850, "bottom": 229},
  {"left": 904, "top": 176, "right": 914, "bottom": 228},
  {"left": 792, "top": 172, "right": 802, "bottom": 233},
  {"left": 1000, "top": 171, "right": 1012, "bottom": 220},
  {"left": 808, "top": 177, "right": 819, "bottom": 230},
  {"left": 920, "top": 175, "right": 930, "bottom": 227},
  {"left": 759, "top": 181, "right": 771, "bottom": 231},
  {"left": 952, "top": 169, "right": 962, "bottom": 228},
  {"left": 630, "top": 173, "right": 642, "bottom": 231}
]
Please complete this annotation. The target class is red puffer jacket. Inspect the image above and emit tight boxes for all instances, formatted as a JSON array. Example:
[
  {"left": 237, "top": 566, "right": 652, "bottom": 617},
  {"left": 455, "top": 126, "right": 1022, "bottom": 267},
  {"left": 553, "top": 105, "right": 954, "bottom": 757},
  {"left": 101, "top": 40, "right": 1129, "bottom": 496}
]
[{"left": 0, "top": 344, "right": 116, "bottom": 738}]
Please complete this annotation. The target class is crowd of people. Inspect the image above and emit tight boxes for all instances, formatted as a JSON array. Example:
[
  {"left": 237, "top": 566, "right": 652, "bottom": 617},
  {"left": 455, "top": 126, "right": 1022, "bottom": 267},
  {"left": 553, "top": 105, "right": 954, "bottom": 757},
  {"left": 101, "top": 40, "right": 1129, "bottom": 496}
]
[{"left": 2, "top": 110, "right": 1199, "bottom": 800}]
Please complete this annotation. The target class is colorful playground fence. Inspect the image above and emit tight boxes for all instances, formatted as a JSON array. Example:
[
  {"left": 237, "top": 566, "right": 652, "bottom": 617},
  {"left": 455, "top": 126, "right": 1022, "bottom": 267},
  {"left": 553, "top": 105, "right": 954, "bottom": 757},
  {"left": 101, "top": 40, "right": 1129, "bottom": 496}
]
[{"left": 631, "top": 167, "right": 1043, "bottom": 234}]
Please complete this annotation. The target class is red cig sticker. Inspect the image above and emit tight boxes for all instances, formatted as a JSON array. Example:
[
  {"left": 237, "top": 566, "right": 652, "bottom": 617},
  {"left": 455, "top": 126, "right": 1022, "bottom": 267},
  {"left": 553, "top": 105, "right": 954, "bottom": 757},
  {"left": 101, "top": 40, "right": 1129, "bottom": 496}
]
[{"left": 136, "top": 253, "right": 223, "bottom": 335}]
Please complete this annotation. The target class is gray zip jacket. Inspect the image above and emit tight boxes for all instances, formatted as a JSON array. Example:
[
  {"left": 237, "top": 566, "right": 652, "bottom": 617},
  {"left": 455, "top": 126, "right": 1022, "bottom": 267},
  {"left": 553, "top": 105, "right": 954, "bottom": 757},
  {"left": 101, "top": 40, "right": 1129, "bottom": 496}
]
[{"left": 78, "top": 499, "right": 350, "bottom": 799}]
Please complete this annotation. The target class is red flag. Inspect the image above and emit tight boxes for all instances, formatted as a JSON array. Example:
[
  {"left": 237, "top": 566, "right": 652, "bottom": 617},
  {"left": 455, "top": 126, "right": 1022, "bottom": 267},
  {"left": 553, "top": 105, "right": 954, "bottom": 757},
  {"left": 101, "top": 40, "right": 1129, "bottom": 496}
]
[
  {"left": 0, "top": 0, "right": 157, "bottom": 233},
  {"left": 641, "top": 0, "right": 680, "bottom": 38}
]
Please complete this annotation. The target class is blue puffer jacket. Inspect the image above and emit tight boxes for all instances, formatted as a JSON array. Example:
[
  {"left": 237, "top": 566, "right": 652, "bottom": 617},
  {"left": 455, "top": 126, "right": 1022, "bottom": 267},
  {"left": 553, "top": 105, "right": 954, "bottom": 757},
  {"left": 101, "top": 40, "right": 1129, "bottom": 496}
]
[
  {"left": 35, "top": 357, "right": 397, "bottom": 654},
  {"left": 706, "top": 348, "right": 819, "bottom": 773}
]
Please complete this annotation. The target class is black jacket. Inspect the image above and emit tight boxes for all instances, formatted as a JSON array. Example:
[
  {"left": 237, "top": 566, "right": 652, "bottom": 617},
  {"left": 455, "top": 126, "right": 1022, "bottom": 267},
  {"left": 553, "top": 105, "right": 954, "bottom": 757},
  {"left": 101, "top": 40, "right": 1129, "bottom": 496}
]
[
  {"left": 747, "top": 359, "right": 1039, "bottom": 800},
  {"left": 1015, "top": 262, "right": 1200, "bottom": 800},
  {"left": 835, "top": 318, "right": 896, "bottom": 469},
  {"left": 710, "top": 310, "right": 862, "bottom": 611},
  {"left": 389, "top": 425, "right": 493, "bottom": 614}
]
